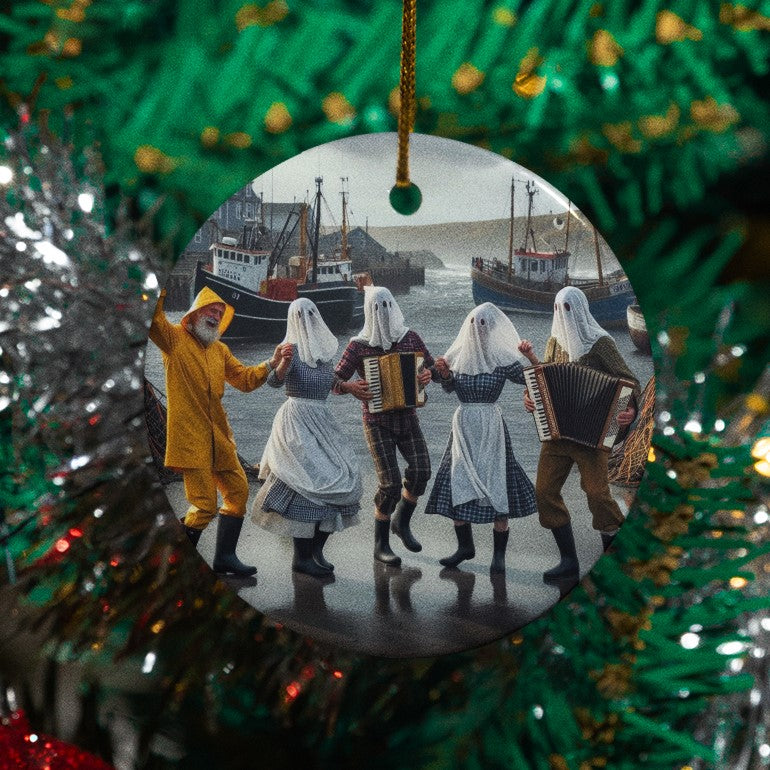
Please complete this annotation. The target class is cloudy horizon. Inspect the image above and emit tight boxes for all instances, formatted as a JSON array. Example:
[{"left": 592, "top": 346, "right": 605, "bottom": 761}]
[{"left": 250, "top": 133, "right": 589, "bottom": 230}]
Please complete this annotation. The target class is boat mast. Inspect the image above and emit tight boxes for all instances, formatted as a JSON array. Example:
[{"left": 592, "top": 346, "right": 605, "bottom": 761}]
[
  {"left": 299, "top": 201, "right": 308, "bottom": 257},
  {"left": 270, "top": 172, "right": 274, "bottom": 233},
  {"left": 522, "top": 180, "right": 537, "bottom": 281},
  {"left": 564, "top": 201, "right": 571, "bottom": 284},
  {"left": 523, "top": 180, "right": 536, "bottom": 252},
  {"left": 266, "top": 205, "right": 301, "bottom": 278},
  {"left": 564, "top": 201, "right": 571, "bottom": 251},
  {"left": 507, "top": 177, "right": 514, "bottom": 280},
  {"left": 593, "top": 224, "right": 604, "bottom": 286},
  {"left": 340, "top": 176, "right": 349, "bottom": 260},
  {"left": 311, "top": 176, "right": 322, "bottom": 284}
]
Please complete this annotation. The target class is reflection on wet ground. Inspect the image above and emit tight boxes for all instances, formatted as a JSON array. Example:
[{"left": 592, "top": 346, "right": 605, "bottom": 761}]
[{"left": 165, "top": 476, "right": 610, "bottom": 657}]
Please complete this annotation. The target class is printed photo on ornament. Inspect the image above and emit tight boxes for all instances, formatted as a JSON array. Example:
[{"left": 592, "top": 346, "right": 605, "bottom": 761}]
[{"left": 142, "top": 133, "right": 655, "bottom": 657}]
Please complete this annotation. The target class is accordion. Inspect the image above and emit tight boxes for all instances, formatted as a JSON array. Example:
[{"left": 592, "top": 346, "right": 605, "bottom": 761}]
[
  {"left": 523, "top": 362, "right": 636, "bottom": 451},
  {"left": 362, "top": 352, "right": 426, "bottom": 414}
]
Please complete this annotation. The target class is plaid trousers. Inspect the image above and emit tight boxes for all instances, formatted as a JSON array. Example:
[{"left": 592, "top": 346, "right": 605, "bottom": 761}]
[{"left": 364, "top": 416, "right": 431, "bottom": 515}]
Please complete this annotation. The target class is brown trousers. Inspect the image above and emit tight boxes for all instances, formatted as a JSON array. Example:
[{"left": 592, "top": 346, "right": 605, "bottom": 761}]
[
  {"left": 181, "top": 466, "right": 249, "bottom": 529},
  {"left": 535, "top": 439, "right": 624, "bottom": 532}
]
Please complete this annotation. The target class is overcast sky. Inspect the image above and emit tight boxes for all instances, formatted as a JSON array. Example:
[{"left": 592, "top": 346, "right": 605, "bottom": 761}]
[{"left": 250, "top": 133, "right": 582, "bottom": 229}]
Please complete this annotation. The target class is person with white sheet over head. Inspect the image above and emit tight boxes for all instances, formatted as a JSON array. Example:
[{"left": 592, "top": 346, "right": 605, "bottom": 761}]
[
  {"left": 333, "top": 286, "right": 437, "bottom": 567},
  {"left": 426, "top": 303, "right": 539, "bottom": 573},
  {"left": 523, "top": 286, "right": 639, "bottom": 583},
  {"left": 252, "top": 298, "right": 362, "bottom": 577}
]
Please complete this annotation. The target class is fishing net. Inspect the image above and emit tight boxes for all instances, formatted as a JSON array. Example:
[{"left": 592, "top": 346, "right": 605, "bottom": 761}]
[{"left": 608, "top": 375, "right": 655, "bottom": 488}]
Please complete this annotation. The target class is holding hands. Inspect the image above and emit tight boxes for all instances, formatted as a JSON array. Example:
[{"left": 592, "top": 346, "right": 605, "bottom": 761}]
[
  {"left": 270, "top": 343, "right": 288, "bottom": 369},
  {"left": 271, "top": 343, "right": 294, "bottom": 380},
  {"left": 434, "top": 356, "right": 451, "bottom": 379}
]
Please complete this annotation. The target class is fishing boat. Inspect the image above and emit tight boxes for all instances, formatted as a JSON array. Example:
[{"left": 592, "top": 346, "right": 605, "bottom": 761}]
[
  {"left": 627, "top": 304, "right": 651, "bottom": 354},
  {"left": 195, "top": 177, "right": 359, "bottom": 341},
  {"left": 470, "top": 179, "right": 635, "bottom": 328}
]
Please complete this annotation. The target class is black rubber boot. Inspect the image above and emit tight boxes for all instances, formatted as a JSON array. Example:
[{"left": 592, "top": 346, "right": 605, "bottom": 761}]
[
  {"left": 439, "top": 523, "right": 475, "bottom": 568},
  {"left": 543, "top": 523, "right": 579, "bottom": 582},
  {"left": 374, "top": 518, "right": 401, "bottom": 567},
  {"left": 391, "top": 497, "right": 422, "bottom": 552},
  {"left": 312, "top": 525, "right": 334, "bottom": 571},
  {"left": 184, "top": 526, "right": 202, "bottom": 547},
  {"left": 293, "top": 537, "right": 333, "bottom": 577},
  {"left": 601, "top": 531, "right": 617, "bottom": 551},
  {"left": 490, "top": 528, "right": 509, "bottom": 574},
  {"left": 212, "top": 515, "right": 257, "bottom": 577}
]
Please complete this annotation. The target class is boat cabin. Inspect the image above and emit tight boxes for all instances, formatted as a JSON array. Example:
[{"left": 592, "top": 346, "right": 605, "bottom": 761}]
[
  {"left": 287, "top": 255, "right": 353, "bottom": 285},
  {"left": 513, "top": 248, "right": 569, "bottom": 286},
  {"left": 210, "top": 238, "right": 271, "bottom": 293},
  {"left": 307, "top": 259, "right": 353, "bottom": 284}
]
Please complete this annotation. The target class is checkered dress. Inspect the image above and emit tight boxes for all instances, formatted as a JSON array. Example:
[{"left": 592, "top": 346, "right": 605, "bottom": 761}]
[
  {"left": 425, "top": 362, "right": 537, "bottom": 523},
  {"left": 257, "top": 472, "right": 361, "bottom": 523},
  {"left": 251, "top": 352, "right": 361, "bottom": 538}
]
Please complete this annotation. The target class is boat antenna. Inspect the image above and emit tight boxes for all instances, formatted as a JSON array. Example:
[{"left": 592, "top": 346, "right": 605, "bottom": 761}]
[
  {"left": 340, "top": 177, "right": 349, "bottom": 260},
  {"left": 311, "top": 176, "right": 322, "bottom": 283},
  {"left": 507, "top": 177, "right": 515, "bottom": 280},
  {"left": 593, "top": 223, "right": 604, "bottom": 286}
]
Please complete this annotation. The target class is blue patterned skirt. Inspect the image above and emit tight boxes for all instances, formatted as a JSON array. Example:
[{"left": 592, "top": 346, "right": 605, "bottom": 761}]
[
  {"left": 252, "top": 472, "right": 361, "bottom": 538},
  {"left": 424, "top": 422, "right": 536, "bottom": 523}
]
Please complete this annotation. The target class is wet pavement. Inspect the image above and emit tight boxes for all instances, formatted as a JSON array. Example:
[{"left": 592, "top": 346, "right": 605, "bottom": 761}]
[{"left": 163, "top": 478, "right": 624, "bottom": 658}]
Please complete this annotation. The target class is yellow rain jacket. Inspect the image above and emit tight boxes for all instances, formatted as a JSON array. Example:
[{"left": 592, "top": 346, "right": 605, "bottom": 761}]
[{"left": 149, "top": 287, "right": 270, "bottom": 470}]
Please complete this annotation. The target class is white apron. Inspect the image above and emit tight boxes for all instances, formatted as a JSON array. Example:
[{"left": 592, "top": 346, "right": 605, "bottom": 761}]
[
  {"left": 259, "top": 396, "right": 362, "bottom": 507},
  {"left": 450, "top": 402, "right": 508, "bottom": 512}
]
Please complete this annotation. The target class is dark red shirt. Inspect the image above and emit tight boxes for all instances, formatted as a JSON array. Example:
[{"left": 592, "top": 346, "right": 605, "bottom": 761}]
[{"left": 333, "top": 330, "right": 436, "bottom": 430}]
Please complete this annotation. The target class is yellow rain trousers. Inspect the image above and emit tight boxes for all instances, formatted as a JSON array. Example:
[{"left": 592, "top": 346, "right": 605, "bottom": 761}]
[{"left": 149, "top": 287, "right": 270, "bottom": 527}]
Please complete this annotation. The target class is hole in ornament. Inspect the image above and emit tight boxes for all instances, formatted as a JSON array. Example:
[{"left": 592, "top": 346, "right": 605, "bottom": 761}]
[{"left": 143, "top": 134, "right": 655, "bottom": 657}]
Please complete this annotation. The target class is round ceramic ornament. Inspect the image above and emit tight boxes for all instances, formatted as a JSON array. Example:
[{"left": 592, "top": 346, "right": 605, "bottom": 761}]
[{"left": 143, "top": 133, "right": 655, "bottom": 657}]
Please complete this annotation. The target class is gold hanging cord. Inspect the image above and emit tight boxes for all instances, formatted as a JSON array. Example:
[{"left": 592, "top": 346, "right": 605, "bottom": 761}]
[{"left": 396, "top": 0, "right": 417, "bottom": 188}]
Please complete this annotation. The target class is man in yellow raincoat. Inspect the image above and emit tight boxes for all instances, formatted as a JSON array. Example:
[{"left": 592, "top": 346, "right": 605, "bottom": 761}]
[{"left": 150, "top": 286, "right": 290, "bottom": 576}]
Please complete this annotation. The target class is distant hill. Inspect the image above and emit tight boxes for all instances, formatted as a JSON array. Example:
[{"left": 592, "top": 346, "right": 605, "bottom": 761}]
[{"left": 367, "top": 216, "right": 624, "bottom": 278}]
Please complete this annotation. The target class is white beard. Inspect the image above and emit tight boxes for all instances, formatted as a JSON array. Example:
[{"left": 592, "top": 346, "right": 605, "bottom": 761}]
[{"left": 191, "top": 316, "right": 221, "bottom": 347}]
